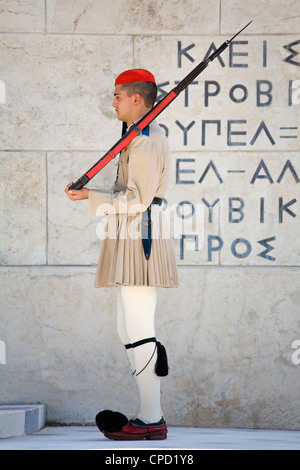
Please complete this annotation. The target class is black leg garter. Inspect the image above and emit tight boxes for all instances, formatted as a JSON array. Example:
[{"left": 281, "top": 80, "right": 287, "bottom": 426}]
[{"left": 125, "top": 337, "right": 169, "bottom": 377}]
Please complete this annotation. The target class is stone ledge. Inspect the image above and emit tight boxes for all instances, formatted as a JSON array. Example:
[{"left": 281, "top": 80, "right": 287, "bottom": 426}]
[{"left": 0, "top": 404, "right": 46, "bottom": 439}]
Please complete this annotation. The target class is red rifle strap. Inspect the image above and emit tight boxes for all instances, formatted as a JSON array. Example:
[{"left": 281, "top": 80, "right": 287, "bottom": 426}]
[{"left": 84, "top": 90, "right": 177, "bottom": 182}]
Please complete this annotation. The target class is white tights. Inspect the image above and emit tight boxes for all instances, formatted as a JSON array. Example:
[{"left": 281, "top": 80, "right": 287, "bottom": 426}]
[{"left": 117, "top": 285, "right": 162, "bottom": 423}]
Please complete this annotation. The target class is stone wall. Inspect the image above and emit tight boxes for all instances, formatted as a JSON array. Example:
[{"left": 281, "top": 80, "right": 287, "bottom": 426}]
[{"left": 0, "top": 0, "right": 299, "bottom": 428}]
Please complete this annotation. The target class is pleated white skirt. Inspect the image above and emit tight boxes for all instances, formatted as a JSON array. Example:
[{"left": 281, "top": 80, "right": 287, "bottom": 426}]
[{"left": 94, "top": 205, "right": 178, "bottom": 288}]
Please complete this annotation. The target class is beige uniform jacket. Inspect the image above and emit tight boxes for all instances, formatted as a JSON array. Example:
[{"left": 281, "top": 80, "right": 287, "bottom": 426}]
[{"left": 88, "top": 121, "right": 178, "bottom": 288}]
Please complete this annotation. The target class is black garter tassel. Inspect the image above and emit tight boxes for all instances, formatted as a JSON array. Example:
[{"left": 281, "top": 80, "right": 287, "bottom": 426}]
[{"left": 155, "top": 342, "right": 169, "bottom": 377}]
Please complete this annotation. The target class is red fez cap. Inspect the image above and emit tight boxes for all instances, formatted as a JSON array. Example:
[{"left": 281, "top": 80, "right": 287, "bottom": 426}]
[{"left": 115, "top": 68, "right": 156, "bottom": 86}]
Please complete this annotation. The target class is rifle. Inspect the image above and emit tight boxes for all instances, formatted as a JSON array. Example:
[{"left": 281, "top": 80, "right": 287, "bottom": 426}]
[{"left": 69, "top": 21, "right": 252, "bottom": 190}]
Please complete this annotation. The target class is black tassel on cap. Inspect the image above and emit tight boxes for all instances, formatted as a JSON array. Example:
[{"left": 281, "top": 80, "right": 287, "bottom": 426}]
[
  {"left": 121, "top": 121, "right": 127, "bottom": 136},
  {"left": 155, "top": 342, "right": 169, "bottom": 377}
]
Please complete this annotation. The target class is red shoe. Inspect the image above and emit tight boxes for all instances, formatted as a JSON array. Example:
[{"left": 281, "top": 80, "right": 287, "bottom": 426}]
[{"left": 103, "top": 417, "right": 167, "bottom": 441}]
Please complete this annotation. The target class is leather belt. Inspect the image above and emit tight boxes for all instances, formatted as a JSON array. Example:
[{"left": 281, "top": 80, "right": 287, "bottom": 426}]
[
  {"left": 151, "top": 197, "right": 162, "bottom": 206},
  {"left": 141, "top": 197, "right": 163, "bottom": 260}
]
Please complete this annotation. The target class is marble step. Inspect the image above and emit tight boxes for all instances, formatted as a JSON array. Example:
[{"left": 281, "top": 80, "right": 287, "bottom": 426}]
[{"left": 0, "top": 404, "right": 46, "bottom": 439}]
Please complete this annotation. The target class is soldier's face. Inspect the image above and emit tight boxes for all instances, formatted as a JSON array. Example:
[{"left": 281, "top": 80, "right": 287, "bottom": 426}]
[{"left": 112, "top": 85, "right": 134, "bottom": 123}]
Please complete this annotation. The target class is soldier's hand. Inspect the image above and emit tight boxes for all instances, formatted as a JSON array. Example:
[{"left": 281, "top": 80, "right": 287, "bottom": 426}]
[{"left": 65, "top": 183, "right": 89, "bottom": 201}]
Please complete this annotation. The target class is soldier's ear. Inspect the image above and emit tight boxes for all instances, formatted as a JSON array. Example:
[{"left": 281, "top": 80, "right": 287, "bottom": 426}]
[{"left": 132, "top": 93, "right": 142, "bottom": 105}]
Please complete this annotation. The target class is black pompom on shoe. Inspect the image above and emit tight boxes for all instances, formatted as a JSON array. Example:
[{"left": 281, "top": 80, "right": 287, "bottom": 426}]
[{"left": 95, "top": 410, "right": 128, "bottom": 433}]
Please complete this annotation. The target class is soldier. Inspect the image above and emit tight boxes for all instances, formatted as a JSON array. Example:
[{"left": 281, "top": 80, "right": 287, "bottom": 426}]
[{"left": 65, "top": 69, "right": 178, "bottom": 440}]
